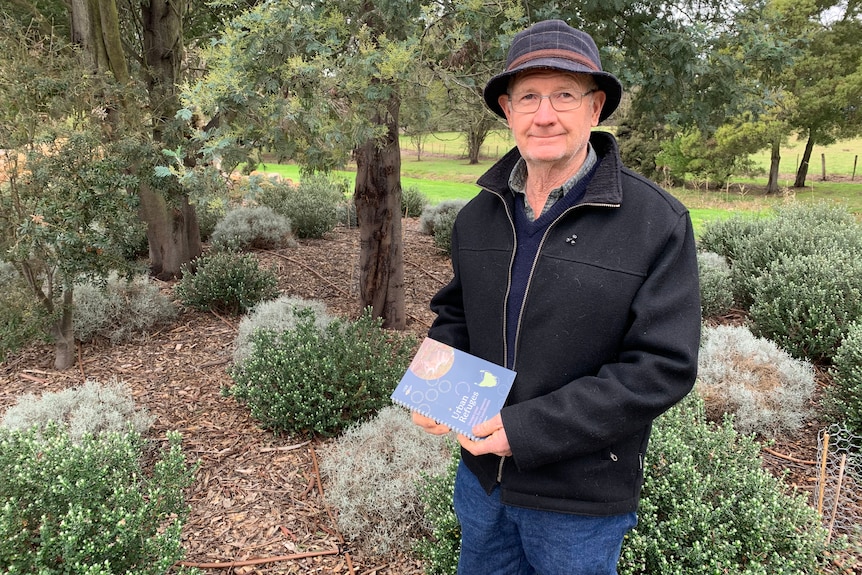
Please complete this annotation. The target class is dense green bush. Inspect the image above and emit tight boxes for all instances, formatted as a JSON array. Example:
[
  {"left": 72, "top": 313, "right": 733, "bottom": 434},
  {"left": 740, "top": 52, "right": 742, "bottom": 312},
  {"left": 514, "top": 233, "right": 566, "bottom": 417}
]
[
  {"left": 697, "top": 325, "right": 815, "bottom": 438},
  {"left": 195, "top": 195, "right": 228, "bottom": 242},
  {"left": 73, "top": 274, "right": 177, "bottom": 343},
  {"left": 175, "top": 251, "right": 279, "bottom": 315},
  {"left": 402, "top": 185, "right": 429, "bottom": 218},
  {"left": 826, "top": 322, "right": 862, "bottom": 434},
  {"left": 419, "top": 200, "right": 467, "bottom": 255},
  {"left": 749, "top": 252, "right": 862, "bottom": 362},
  {"left": 210, "top": 205, "right": 293, "bottom": 251},
  {"left": 1, "top": 378, "right": 154, "bottom": 442},
  {"left": 697, "top": 251, "right": 734, "bottom": 319},
  {"left": 227, "top": 308, "right": 415, "bottom": 437},
  {"left": 256, "top": 174, "right": 344, "bottom": 239},
  {"left": 233, "top": 295, "right": 334, "bottom": 366},
  {"left": 417, "top": 395, "right": 827, "bottom": 575},
  {"left": 620, "top": 394, "right": 827, "bottom": 575},
  {"left": 0, "top": 262, "right": 48, "bottom": 361},
  {"left": 699, "top": 203, "right": 862, "bottom": 309},
  {"left": 320, "top": 406, "right": 451, "bottom": 555},
  {"left": 0, "top": 425, "right": 196, "bottom": 574},
  {"left": 416, "top": 441, "right": 461, "bottom": 575}
]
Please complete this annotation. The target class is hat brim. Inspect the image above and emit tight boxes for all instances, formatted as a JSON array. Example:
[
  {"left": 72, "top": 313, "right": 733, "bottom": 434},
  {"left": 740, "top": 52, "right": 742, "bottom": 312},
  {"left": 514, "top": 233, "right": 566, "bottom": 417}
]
[{"left": 483, "top": 59, "right": 622, "bottom": 123}]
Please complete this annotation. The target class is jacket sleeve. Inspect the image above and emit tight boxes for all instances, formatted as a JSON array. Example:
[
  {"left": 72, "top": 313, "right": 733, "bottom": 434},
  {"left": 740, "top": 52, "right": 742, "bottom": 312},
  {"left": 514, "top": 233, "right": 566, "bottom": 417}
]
[
  {"left": 427, "top": 224, "right": 470, "bottom": 351},
  {"left": 502, "top": 210, "right": 701, "bottom": 471}
]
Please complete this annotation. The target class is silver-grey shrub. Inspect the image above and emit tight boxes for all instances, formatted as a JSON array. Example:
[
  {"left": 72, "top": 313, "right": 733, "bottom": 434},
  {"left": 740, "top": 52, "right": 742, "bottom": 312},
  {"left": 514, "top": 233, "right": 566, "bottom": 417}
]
[
  {"left": 419, "top": 200, "right": 467, "bottom": 255},
  {"left": 233, "top": 295, "right": 334, "bottom": 367},
  {"left": 1, "top": 378, "right": 155, "bottom": 442},
  {"left": 73, "top": 274, "right": 177, "bottom": 343},
  {"left": 827, "top": 322, "right": 862, "bottom": 435},
  {"left": 697, "top": 324, "right": 815, "bottom": 438},
  {"left": 320, "top": 405, "right": 451, "bottom": 556},
  {"left": 210, "top": 205, "right": 293, "bottom": 251},
  {"left": 697, "top": 251, "right": 733, "bottom": 319}
]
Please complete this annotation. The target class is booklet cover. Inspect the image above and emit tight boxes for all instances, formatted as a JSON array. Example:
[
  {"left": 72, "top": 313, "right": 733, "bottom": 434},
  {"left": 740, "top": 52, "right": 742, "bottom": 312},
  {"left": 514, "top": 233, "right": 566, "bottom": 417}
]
[{"left": 391, "top": 337, "right": 516, "bottom": 440}]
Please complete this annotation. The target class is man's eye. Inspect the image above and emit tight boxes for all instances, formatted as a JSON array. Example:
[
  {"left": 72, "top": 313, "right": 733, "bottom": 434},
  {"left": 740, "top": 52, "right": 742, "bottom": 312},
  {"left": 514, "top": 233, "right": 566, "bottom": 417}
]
[
  {"left": 555, "top": 92, "right": 576, "bottom": 102},
  {"left": 519, "top": 93, "right": 539, "bottom": 102}
]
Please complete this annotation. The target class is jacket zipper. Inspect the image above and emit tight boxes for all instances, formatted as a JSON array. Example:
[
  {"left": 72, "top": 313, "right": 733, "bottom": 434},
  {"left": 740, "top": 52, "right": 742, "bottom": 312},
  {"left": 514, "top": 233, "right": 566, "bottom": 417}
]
[{"left": 487, "top": 193, "right": 619, "bottom": 485}]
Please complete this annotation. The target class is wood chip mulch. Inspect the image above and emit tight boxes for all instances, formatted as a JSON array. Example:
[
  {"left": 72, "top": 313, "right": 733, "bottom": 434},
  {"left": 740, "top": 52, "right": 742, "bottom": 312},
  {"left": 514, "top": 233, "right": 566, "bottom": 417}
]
[{"left": 0, "top": 218, "right": 451, "bottom": 574}]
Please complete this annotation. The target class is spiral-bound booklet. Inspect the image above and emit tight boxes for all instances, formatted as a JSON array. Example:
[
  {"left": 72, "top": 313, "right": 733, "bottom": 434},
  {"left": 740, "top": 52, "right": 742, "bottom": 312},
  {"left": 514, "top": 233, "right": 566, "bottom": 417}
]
[{"left": 391, "top": 337, "right": 516, "bottom": 440}]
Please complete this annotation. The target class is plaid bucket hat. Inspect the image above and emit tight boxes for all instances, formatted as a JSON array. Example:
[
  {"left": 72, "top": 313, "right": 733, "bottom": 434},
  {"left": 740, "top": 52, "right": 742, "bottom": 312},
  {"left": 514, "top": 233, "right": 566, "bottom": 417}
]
[{"left": 483, "top": 20, "right": 623, "bottom": 122}]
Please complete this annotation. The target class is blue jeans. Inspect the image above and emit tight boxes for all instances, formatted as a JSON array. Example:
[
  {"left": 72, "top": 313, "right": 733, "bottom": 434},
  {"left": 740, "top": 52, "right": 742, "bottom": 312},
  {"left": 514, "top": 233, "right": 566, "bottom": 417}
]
[{"left": 454, "top": 461, "right": 637, "bottom": 575}]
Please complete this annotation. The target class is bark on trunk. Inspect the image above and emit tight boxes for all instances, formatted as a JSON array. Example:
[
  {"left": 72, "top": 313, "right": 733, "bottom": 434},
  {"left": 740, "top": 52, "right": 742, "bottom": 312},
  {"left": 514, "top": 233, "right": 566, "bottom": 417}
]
[
  {"left": 353, "top": 94, "right": 406, "bottom": 330},
  {"left": 766, "top": 140, "right": 781, "bottom": 194},
  {"left": 52, "top": 287, "right": 75, "bottom": 371},
  {"left": 139, "top": 184, "right": 202, "bottom": 280},
  {"left": 794, "top": 134, "right": 815, "bottom": 188}
]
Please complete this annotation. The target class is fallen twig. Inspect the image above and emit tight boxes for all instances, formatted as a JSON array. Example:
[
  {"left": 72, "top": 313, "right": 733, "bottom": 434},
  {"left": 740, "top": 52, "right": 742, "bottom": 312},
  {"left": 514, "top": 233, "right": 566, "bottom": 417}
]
[
  {"left": 176, "top": 547, "right": 339, "bottom": 569},
  {"left": 762, "top": 446, "right": 816, "bottom": 466}
]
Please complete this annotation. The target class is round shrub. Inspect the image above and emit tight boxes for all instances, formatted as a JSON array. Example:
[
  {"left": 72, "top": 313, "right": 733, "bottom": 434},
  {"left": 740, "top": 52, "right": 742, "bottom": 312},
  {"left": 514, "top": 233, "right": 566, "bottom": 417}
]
[
  {"left": 227, "top": 308, "right": 415, "bottom": 437},
  {"left": 73, "top": 274, "right": 177, "bottom": 343},
  {"left": 320, "top": 406, "right": 451, "bottom": 556},
  {"left": 233, "top": 295, "right": 334, "bottom": 366},
  {"left": 0, "top": 425, "right": 196, "bottom": 574},
  {"left": 619, "top": 394, "right": 827, "bottom": 575},
  {"left": 419, "top": 200, "right": 467, "bottom": 255},
  {"left": 697, "top": 251, "right": 734, "bottom": 319},
  {"left": 749, "top": 252, "right": 862, "bottom": 362},
  {"left": 257, "top": 174, "right": 344, "bottom": 239},
  {"left": 402, "top": 185, "right": 429, "bottom": 218},
  {"left": 195, "top": 195, "right": 228, "bottom": 242},
  {"left": 175, "top": 251, "right": 279, "bottom": 315},
  {"left": 416, "top": 442, "right": 461, "bottom": 575},
  {"left": 697, "top": 325, "right": 816, "bottom": 438},
  {"left": 1, "top": 378, "right": 155, "bottom": 442},
  {"left": 210, "top": 205, "right": 293, "bottom": 251},
  {"left": 827, "top": 322, "right": 862, "bottom": 435}
]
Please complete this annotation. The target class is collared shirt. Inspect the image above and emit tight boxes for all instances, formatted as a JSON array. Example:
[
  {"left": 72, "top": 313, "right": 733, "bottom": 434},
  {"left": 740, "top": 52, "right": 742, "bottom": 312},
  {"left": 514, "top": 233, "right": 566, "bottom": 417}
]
[{"left": 508, "top": 144, "right": 598, "bottom": 221}]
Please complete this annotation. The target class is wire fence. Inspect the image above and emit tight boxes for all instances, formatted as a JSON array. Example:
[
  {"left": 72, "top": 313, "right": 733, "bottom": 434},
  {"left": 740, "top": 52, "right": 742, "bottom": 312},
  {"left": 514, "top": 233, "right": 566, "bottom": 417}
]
[{"left": 815, "top": 424, "right": 862, "bottom": 548}]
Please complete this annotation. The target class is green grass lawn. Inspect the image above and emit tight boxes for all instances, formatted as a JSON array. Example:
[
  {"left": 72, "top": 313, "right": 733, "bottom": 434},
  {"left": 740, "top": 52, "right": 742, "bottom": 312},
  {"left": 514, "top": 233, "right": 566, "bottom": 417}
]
[{"left": 255, "top": 131, "right": 862, "bottom": 236}]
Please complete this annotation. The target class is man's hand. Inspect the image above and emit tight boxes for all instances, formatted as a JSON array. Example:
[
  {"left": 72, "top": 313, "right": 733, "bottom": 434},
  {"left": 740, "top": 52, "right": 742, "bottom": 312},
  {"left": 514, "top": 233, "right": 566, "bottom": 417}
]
[
  {"left": 458, "top": 413, "right": 512, "bottom": 457},
  {"left": 411, "top": 411, "right": 451, "bottom": 435}
]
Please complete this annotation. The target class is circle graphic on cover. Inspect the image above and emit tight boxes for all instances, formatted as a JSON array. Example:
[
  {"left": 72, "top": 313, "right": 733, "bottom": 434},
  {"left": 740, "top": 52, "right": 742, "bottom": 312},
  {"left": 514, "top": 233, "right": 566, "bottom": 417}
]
[{"left": 410, "top": 339, "right": 455, "bottom": 380}]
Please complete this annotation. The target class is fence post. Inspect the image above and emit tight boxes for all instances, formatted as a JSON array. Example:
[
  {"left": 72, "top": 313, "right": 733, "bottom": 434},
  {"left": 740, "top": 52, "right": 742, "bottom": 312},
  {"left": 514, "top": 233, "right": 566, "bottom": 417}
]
[
  {"left": 853, "top": 155, "right": 857, "bottom": 181},
  {"left": 821, "top": 153, "right": 826, "bottom": 180}
]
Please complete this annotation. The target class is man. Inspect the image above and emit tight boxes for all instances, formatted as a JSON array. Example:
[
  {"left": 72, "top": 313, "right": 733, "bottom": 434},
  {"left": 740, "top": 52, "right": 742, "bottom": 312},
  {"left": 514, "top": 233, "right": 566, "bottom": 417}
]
[{"left": 412, "top": 19, "right": 701, "bottom": 575}]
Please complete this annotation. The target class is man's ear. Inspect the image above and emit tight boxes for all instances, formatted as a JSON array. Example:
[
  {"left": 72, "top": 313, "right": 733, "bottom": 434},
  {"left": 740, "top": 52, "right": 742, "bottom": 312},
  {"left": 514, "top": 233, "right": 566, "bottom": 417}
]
[
  {"left": 498, "top": 94, "right": 512, "bottom": 123},
  {"left": 591, "top": 90, "right": 607, "bottom": 126}
]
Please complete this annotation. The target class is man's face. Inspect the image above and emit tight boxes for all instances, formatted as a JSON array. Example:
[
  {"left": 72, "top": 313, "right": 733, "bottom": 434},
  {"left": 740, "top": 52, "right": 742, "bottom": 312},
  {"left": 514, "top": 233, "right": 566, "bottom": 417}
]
[{"left": 498, "top": 70, "right": 605, "bottom": 172}]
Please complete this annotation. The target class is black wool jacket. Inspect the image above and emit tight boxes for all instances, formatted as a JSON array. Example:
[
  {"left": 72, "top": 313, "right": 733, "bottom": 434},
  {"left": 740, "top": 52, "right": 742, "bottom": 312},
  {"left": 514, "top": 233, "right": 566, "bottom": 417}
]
[{"left": 428, "top": 131, "right": 701, "bottom": 516}]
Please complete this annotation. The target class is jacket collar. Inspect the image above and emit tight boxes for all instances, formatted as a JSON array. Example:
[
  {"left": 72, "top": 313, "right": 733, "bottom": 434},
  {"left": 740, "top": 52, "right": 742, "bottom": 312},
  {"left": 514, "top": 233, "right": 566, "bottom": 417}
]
[{"left": 477, "top": 131, "right": 623, "bottom": 207}]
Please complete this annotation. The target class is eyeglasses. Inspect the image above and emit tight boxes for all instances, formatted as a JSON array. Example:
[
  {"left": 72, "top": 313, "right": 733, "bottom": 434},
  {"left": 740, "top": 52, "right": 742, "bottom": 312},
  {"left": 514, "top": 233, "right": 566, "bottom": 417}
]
[{"left": 507, "top": 89, "right": 596, "bottom": 114}]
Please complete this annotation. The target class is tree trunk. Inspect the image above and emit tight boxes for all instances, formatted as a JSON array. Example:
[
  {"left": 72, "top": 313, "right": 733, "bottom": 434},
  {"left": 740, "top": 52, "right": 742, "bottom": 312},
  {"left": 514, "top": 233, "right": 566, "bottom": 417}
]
[
  {"left": 794, "top": 133, "right": 815, "bottom": 188},
  {"left": 138, "top": 0, "right": 200, "bottom": 278},
  {"left": 766, "top": 140, "right": 781, "bottom": 194},
  {"left": 51, "top": 287, "right": 75, "bottom": 370},
  {"left": 353, "top": 93, "right": 406, "bottom": 330},
  {"left": 466, "top": 116, "right": 495, "bottom": 165},
  {"left": 139, "top": 184, "right": 202, "bottom": 280}
]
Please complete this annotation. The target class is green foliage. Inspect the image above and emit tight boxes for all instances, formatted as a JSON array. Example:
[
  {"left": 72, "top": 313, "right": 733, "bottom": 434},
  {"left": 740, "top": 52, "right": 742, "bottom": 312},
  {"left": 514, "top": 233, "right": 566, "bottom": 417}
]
[
  {"left": 401, "top": 185, "right": 429, "bottom": 218},
  {"left": 175, "top": 251, "right": 279, "bottom": 315},
  {"left": 233, "top": 295, "right": 334, "bottom": 366},
  {"left": 227, "top": 308, "right": 415, "bottom": 437},
  {"left": 697, "top": 251, "right": 734, "bottom": 319},
  {"left": 827, "top": 322, "right": 862, "bottom": 435},
  {"left": 195, "top": 195, "right": 229, "bottom": 243},
  {"left": 618, "top": 394, "right": 827, "bottom": 575},
  {"left": 419, "top": 200, "right": 467, "bottom": 255},
  {"left": 320, "top": 406, "right": 451, "bottom": 555},
  {"left": 1, "top": 378, "right": 155, "bottom": 443},
  {"left": 255, "top": 174, "right": 344, "bottom": 239},
  {"left": 655, "top": 128, "right": 742, "bottom": 188},
  {"left": 749, "top": 252, "right": 862, "bottom": 362},
  {"left": 416, "top": 442, "right": 461, "bottom": 575},
  {"left": 210, "top": 205, "right": 293, "bottom": 251},
  {"left": 0, "top": 425, "right": 196, "bottom": 573},
  {"left": 697, "top": 325, "right": 815, "bottom": 438},
  {"left": 73, "top": 274, "right": 177, "bottom": 343}
]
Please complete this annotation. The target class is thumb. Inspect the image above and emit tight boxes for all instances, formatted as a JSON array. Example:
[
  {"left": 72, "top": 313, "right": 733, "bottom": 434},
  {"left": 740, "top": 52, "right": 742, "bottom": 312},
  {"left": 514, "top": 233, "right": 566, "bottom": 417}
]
[{"left": 473, "top": 413, "right": 504, "bottom": 438}]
